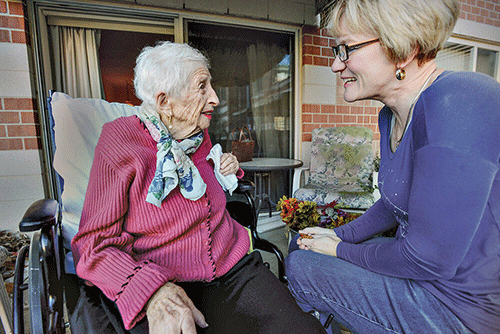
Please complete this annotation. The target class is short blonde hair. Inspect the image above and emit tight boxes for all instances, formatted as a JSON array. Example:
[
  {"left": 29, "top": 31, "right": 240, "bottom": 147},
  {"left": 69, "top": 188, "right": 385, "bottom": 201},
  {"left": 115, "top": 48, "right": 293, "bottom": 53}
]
[{"left": 327, "top": 0, "right": 460, "bottom": 65}]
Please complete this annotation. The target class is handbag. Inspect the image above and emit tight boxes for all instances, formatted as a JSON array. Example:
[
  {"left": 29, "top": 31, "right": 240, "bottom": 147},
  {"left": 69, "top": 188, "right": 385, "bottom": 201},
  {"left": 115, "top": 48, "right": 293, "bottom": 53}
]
[{"left": 230, "top": 126, "right": 255, "bottom": 162}]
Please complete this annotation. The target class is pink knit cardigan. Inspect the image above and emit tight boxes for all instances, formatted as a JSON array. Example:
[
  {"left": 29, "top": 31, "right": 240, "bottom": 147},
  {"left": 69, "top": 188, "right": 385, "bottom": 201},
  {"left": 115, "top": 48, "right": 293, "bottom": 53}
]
[{"left": 71, "top": 116, "right": 250, "bottom": 329}]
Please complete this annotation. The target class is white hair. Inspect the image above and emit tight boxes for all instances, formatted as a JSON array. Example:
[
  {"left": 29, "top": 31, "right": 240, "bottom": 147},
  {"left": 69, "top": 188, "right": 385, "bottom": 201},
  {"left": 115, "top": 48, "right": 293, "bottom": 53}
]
[{"left": 134, "top": 42, "right": 209, "bottom": 106}]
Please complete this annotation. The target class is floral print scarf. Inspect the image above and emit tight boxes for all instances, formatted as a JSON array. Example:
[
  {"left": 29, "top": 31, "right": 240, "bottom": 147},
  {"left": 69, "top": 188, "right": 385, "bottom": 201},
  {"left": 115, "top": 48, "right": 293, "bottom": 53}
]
[{"left": 139, "top": 105, "right": 206, "bottom": 207}]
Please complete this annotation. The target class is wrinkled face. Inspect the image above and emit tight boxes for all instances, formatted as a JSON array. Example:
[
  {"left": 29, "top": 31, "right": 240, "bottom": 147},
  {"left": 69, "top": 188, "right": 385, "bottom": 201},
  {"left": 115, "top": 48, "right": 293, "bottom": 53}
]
[
  {"left": 160, "top": 66, "right": 219, "bottom": 139},
  {"left": 331, "top": 16, "right": 395, "bottom": 103}
]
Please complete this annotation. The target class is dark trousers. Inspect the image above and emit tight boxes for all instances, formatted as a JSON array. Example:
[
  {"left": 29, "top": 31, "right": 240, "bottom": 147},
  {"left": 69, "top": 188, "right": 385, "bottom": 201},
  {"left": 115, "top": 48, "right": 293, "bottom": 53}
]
[{"left": 71, "top": 251, "right": 325, "bottom": 334}]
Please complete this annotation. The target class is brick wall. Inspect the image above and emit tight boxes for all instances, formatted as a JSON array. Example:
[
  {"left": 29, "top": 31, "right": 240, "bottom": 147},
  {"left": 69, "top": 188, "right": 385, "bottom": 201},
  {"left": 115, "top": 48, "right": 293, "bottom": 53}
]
[
  {"left": 301, "top": 24, "right": 383, "bottom": 146},
  {"left": 301, "top": 1, "right": 500, "bottom": 148},
  {"left": 0, "top": 0, "right": 38, "bottom": 151},
  {"left": 458, "top": 0, "right": 500, "bottom": 26}
]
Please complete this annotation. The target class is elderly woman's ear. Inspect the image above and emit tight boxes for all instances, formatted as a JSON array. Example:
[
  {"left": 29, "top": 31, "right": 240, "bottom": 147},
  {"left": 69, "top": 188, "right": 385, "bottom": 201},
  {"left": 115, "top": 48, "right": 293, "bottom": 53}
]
[{"left": 155, "top": 91, "right": 170, "bottom": 113}]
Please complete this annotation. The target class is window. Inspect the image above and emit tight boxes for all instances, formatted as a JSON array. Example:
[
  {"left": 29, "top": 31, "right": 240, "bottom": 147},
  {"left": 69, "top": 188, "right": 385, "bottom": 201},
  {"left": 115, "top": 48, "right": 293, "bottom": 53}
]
[
  {"left": 187, "top": 22, "right": 296, "bottom": 205},
  {"left": 29, "top": 1, "right": 299, "bottom": 200},
  {"left": 436, "top": 40, "right": 499, "bottom": 80},
  {"left": 187, "top": 22, "right": 294, "bottom": 159}
]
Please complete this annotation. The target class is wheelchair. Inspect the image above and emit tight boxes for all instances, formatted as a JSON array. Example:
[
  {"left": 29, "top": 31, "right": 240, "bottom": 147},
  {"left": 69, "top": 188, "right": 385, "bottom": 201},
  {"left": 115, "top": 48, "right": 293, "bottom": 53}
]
[{"left": 13, "top": 92, "right": 285, "bottom": 334}]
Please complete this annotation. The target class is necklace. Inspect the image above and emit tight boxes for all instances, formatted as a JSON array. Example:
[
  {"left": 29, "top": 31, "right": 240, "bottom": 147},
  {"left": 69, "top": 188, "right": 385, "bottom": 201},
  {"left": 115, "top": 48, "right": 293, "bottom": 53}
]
[{"left": 392, "top": 68, "right": 437, "bottom": 148}]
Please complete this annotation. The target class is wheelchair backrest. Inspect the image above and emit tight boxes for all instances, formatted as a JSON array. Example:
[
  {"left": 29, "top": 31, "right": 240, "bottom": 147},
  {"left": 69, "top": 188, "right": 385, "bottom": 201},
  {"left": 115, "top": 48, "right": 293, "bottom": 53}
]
[{"left": 50, "top": 92, "right": 137, "bottom": 244}]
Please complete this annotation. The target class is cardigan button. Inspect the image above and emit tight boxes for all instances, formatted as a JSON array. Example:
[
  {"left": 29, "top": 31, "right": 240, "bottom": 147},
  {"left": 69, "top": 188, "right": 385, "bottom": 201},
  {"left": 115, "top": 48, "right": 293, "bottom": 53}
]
[{"left": 203, "top": 239, "right": 209, "bottom": 246}]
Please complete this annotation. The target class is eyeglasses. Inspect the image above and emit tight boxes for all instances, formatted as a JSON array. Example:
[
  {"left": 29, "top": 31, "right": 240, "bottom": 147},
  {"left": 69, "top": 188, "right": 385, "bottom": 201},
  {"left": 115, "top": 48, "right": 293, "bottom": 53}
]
[{"left": 332, "top": 38, "right": 380, "bottom": 62}]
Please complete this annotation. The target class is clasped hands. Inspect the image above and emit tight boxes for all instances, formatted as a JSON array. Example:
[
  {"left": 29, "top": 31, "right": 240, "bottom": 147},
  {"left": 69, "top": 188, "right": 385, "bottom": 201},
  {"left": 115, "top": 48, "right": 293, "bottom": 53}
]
[{"left": 297, "top": 226, "right": 342, "bottom": 257}]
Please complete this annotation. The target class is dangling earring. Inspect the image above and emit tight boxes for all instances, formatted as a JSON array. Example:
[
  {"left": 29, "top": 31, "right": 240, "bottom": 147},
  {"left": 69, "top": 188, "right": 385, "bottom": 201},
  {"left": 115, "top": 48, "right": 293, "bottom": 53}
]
[
  {"left": 167, "top": 115, "right": 173, "bottom": 129},
  {"left": 396, "top": 68, "right": 406, "bottom": 81}
]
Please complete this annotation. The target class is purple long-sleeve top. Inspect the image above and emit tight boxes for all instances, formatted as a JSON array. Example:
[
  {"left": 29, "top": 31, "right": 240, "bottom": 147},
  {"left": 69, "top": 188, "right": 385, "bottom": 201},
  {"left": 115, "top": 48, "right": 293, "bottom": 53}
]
[{"left": 334, "top": 71, "right": 500, "bottom": 333}]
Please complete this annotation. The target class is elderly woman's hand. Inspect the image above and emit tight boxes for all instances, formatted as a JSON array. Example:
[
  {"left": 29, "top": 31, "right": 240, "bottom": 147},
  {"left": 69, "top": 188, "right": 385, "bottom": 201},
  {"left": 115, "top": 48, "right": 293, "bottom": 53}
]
[
  {"left": 146, "top": 282, "right": 208, "bottom": 334},
  {"left": 297, "top": 227, "right": 342, "bottom": 257},
  {"left": 220, "top": 153, "right": 239, "bottom": 176}
]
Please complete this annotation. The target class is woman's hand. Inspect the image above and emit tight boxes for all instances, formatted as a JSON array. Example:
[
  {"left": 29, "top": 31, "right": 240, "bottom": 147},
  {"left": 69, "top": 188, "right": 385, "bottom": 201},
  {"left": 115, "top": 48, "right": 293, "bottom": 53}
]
[
  {"left": 220, "top": 153, "right": 239, "bottom": 176},
  {"left": 297, "top": 227, "right": 342, "bottom": 257},
  {"left": 146, "top": 282, "right": 208, "bottom": 334}
]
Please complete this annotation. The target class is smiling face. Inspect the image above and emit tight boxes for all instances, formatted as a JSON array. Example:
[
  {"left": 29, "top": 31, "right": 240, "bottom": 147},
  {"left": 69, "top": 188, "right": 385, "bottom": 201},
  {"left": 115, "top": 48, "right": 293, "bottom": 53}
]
[
  {"left": 331, "top": 16, "right": 397, "bottom": 104},
  {"left": 159, "top": 66, "right": 219, "bottom": 139}
]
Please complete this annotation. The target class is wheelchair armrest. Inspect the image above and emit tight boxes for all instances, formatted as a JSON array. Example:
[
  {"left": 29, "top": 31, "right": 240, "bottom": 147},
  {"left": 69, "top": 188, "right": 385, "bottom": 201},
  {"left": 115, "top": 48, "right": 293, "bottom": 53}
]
[
  {"left": 19, "top": 199, "right": 59, "bottom": 232},
  {"left": 233, "top": 179, "right": 255, "bottom": 195}
]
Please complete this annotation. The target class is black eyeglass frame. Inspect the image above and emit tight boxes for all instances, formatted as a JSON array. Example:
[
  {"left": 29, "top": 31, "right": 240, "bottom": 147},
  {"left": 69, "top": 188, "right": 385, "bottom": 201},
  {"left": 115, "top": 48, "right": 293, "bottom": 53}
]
[{"left": 332, "top": 38, "right": 380, "bottom": 62}]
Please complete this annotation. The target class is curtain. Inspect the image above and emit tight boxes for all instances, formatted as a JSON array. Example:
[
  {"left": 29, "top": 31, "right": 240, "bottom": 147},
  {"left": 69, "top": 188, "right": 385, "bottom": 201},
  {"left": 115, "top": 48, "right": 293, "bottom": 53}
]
[
  {"left": 50, "top": 26, "right": 103, "bottom": 99},
  {"left": 247, "top": 43, "right": 289, "bottom": 158}
]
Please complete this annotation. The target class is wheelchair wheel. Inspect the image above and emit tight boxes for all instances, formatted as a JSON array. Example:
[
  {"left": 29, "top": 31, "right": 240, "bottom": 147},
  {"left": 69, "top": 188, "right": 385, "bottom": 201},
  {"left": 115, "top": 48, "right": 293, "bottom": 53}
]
[{"left": 29, "top": 231, "right": 65, "bottom": 334}]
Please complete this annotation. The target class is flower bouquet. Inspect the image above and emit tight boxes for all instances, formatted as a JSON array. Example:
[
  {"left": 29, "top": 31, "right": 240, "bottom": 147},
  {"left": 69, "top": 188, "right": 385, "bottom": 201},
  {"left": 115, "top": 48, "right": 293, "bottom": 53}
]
[{"left": 277, "top": 196, "right": 361, "bottom": 232}]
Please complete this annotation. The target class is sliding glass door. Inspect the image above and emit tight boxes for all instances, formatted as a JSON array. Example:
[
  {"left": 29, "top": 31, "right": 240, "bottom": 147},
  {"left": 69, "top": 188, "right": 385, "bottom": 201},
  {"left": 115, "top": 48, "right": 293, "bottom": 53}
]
[
  {"left": 188, "top": 22, "right": 295, "bottom": 206},
  {"left": 188, "top": 22, "right": 294, "bottom": 160}
]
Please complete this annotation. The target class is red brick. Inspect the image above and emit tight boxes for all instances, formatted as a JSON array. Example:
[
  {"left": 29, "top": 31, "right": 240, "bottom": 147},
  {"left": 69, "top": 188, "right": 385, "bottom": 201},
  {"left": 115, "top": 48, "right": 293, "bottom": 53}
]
[
  {"left": 8, "top": 2, "right": 24, "bottom": 15},
  {"left": 4, "top": 98, "right": 33, "bottom": 110},
  {"left": 0, "top": 111, "right": 19, "bottom": 123},
  {"left": 472, "top": 6, "right": 480, "bottom": 14},
  {"left": 24, "top": 137, "right": 40, "bottom": 149},
  {"left": 303, "top": 55, "right": 313, "bottom": 65},
  {"left": 0, "top": 1, "right": 6, "bottom": 13},
  {"left": 302, "top": 25, "right": 320, "bottom": 35},
  {"left": 0, "top": 138, "right": 23, "bottom": 150},
  {"left": 462, "top": 3, "right": 472, "bottom": 11},
  {"left": 302, "top": 133, "right": 312, "bottom": 142},
  {"left": 313, "top": 36, "right": 328, "bottom": 47},
  {"left": 336, "top": 105, "right": 350, "bottom": 114},
  {"left": 303, "top": 104, "right": 320, "bottom": 113},
  {"left": 0, "top": 15, "right": 24, "bottom": 29},
  {"left": 11, "top": 29, "right": 25, "bottom": 43},
  {"left": 467, "top": 13, "right": 476, "bottom": 20},
  {"left": 476, "top": 15, "right": 485, "bottom": 22},
  {"left": 0, "top": 125, "right": 5, "bottom": 136},
  {"left": 0, "top": 28, "right": 9, "bottom": 42},
  {"left": 486, "top": 2, "right": 494, "bottom": 10},
  {"left": 373, "top": 133, "right": 380, "bottom": 141},
  {"left": 21, "top": 111, "right": 37, "bottom": 123},
  {"left": 321, "top": 105, "right": 335, "bottom": 113},
  {"left": 329, "top": 115, "right": 342, "bottom": 123},
  {"left": 320, "top": 47, "right": 331, "bottom": 57},
  {"left": 303, "top": 45, "right": 321, "bottom": 56},
  {"left": 343, "top": 115, "right": 357, "bottom": 123},
  {"left": 302, "top": 114, "right": 312, "bottom": 123},
  {"left": 303, "top": 124, "right": 316, "bottom": 133},
  {"left": 313, "top": 57, "right": 329, "bottom": 66},
  {"left": 467, "top": 0, "right": 476, "bottom": 4},
  {"left": 7, "top": 124, "right": 37, "bottom": 136},
  {"left": 477, "top": 0, "right": 485, "bottom": 7},
  {"left": 351, "top": 106, "right": 363, "bottom": 114},
  {"left": 302, "top": 34, "right": 312, "bottom": 45},
  {"left": 313, "top": 114, "right": 328, "bottom": 123}
]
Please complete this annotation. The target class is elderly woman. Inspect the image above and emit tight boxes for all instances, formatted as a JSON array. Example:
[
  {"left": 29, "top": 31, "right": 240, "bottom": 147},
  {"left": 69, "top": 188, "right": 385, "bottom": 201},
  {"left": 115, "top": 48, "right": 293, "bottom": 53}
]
[
  {"left": 71, "top": 42, "right": 326, "bottom": 333},
  {"left": 285, "top": 0, "right": 500, "bottom": 333}
]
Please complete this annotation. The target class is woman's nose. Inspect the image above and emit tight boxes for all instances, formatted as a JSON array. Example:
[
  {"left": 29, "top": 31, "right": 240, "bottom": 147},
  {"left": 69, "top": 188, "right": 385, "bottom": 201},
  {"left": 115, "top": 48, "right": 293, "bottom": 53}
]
[
  {"left": 208, "top": 86, "right": 219, "bottom": 106},
  {"left": 331, "top": 56, "right": 346, "bottom": 73}
]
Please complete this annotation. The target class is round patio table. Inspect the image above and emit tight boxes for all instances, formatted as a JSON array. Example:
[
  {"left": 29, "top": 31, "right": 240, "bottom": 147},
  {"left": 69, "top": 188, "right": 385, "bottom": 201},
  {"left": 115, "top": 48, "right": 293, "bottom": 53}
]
[{"left": 239, "top": 158, "right": 303, "bottom": 217}]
